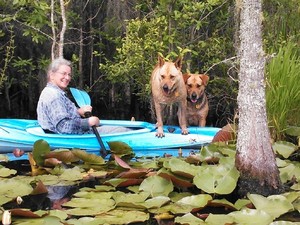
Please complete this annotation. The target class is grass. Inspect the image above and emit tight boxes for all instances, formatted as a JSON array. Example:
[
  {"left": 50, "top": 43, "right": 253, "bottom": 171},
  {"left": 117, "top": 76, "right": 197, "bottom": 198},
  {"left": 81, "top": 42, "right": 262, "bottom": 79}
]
[{"left": 266, "top": 41, "right": 300, "bottom": 141}]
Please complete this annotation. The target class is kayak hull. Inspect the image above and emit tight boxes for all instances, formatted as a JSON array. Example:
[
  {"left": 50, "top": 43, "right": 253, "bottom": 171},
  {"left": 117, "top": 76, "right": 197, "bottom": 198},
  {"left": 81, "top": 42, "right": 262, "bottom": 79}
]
[{"left": 0, "top": 119, "right": 220, "bottom": 154}]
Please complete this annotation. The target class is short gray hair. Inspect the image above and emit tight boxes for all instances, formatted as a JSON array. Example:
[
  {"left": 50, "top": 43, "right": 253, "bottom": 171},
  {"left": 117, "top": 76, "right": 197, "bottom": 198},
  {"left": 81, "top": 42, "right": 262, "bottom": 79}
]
[{"left": 47, "top": 57, "right": 72, "bottom": 81}]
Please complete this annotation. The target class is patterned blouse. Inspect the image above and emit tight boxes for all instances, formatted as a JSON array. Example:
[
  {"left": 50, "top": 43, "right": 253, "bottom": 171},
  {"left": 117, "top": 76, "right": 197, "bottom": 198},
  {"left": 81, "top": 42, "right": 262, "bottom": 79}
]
[{"left": 37, "top": 83, "right": 90, "bottom": 134}]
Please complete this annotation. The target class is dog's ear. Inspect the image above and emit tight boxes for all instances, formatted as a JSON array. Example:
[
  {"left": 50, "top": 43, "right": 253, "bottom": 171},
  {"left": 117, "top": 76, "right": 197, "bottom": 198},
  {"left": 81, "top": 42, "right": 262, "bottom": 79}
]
[
  {"left": 158, "top": 54, "right": 165, "bottom": 67},
  {"left": 200, "top": 74, "right": 209, "bottom": 86},
  {"left": 174, "top": 56, "right": 183, "bottom": 70},
  {"left": 183, "top": 73, "right": 190, "bottom": 84}
]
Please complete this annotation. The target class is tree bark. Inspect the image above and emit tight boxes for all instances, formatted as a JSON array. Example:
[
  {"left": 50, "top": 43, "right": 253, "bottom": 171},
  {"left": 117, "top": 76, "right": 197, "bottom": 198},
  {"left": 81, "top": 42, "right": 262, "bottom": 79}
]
[
  {"left": 58, "top": 0, "right": 67, "bottom": 58},
  {"left": 235, "top": 0, "right": 283, "bottom": 196}
]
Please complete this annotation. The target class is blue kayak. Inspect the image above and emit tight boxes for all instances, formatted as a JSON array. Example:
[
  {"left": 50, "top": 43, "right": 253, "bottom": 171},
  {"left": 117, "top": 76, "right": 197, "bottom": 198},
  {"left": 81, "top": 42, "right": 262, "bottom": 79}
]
[{"left": 0, "top": 119, "right": 220, "bottom": 155}]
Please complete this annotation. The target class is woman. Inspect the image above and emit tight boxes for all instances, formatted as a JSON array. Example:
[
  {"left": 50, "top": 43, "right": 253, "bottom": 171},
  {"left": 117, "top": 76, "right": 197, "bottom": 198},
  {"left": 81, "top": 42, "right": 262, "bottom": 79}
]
[{"left": 37, "top": 57, "right": 130, "bottom": 134}]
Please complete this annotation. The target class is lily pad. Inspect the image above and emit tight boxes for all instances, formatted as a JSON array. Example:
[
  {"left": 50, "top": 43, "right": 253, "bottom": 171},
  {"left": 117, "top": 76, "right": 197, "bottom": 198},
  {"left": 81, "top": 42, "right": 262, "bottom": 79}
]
[
  {"left": 95, "top": 209, "right": 149, "bottom": 224},
  {"left": 158, "top": 168, "right": 194, "bottom": 188},
  {"left": 59, "top": 167, "right": 84, "bottom": 181},
  {"left": 0, "top": 179, "right": 33, "bottom": 205},
  {"left": 164, "top": 157, "right": 199, "bottom": 178},
  {"left": 205, "top": 213, "right": 235, "bottom": 225},
  {"left": 193, "top": 164, "right": 239, "bottom": 194},
  {"left": 139, "top": 175, "right": 173, "bottom": 197},
  {"left": 175, "top": 212, "right": 205, "bottom": 225},
  {"left": 229, "top": 208, "right": 273, "bottom": 224},
  {"left": 104, "top": 178, "right": 143, "bottom": 187},
  {"left": 247, "top": 193, "right": 294, "bottom": 219},
  {"left": 176, "top": 194, "right": 212, "bottom": 210},
  {"left": 273, "top": 141, "right": 298, "bottom": 159},
  {"left": 44, "top": 149, "right": 80, "bottom": 163},
  {"left": 72, "top": 149, "right": 105, "bottom": 164},
  {"left": 113, "top": 191, "right": 149, "bottom": 208},
  {"left": 108, "top": 141, "right": 134, "bottom": 156},
  {"left": 285, "top": 126, "right": 300, "bottom": 137},
  {"left": 0, "top": 167, "right": 17, "bottom": 177},
  {"left": 32, "top": 139, "right": 51, "bottom": 166}
]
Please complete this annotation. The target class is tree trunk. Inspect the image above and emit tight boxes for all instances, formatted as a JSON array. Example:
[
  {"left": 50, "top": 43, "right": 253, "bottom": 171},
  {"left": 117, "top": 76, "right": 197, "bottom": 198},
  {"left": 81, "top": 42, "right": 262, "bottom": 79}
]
[{"left": 235, "top": 0, "right": 283, "bottom": 196}]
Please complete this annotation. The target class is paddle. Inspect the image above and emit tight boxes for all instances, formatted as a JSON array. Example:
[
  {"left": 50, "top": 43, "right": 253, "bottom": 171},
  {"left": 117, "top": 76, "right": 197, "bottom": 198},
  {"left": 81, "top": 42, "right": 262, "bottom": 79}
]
[{"left": 69, "top": 87, "right": 108, "bottom": 158}]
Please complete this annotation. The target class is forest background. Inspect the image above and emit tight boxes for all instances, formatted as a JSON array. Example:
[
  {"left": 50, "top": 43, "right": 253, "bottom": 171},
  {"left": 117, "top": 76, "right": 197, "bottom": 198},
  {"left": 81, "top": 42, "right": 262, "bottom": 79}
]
[{"left": 0, "top": 0, "right": 299, "bottom": 136}]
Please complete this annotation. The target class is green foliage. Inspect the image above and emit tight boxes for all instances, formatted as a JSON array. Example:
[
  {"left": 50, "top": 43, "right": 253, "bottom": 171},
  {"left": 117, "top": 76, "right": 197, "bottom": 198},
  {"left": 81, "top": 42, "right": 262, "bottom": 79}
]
[
  {"left": 8, "top": 0, "right": 51, "bottom": 44},
  {"left": 2, "top": 140, "right": 300, "bottom": 223},
  {"left": 266, "top": 42, "right": 300, "bottom": 141},
  {"left": 100, "top": 0, "right": 233, "bottom": 102},
  {"left": 0, "top": 27, "right": 14, "bottom": 90},
  {"left": 263, "top": 0, "right": 300, "bottom": 50}
]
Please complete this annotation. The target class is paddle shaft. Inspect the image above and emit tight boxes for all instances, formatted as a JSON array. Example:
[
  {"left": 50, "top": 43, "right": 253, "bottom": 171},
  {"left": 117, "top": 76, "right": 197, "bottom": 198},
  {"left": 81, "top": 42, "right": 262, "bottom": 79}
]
[
  {"left": 92, "top": 126, "right": 107, "bottom": 157},
  {"left": 70, "top": 87, "right": 108, "bottom": 157},
  {"left": 84, "top": 112, "right": 108, "bottom": 158}
]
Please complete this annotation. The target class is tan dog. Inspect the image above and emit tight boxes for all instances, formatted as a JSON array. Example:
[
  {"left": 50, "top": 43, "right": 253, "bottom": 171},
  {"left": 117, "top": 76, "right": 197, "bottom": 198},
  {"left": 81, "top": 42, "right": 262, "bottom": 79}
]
[
  {"left": 151, "top": 55, "right": 188, "bottom": 137},
  {"left": 183, "top": 73, "right": 209, "bottom": 127}
]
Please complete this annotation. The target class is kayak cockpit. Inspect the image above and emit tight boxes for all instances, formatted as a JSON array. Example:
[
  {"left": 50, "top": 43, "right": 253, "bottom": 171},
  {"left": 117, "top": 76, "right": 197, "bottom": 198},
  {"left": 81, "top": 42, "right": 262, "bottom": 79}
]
[{"left": 26, "top": 120, "right": 156, "bottom": 138}]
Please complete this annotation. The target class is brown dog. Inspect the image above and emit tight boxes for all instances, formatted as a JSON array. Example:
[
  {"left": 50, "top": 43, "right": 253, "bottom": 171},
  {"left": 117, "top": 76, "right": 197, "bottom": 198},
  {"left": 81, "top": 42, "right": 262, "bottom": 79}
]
[
  {"left": 183, "top": 73, "right": 209, "bottom": 127},
  {"left": 151, "top": 55, "right": 188, "bottom": 137}
]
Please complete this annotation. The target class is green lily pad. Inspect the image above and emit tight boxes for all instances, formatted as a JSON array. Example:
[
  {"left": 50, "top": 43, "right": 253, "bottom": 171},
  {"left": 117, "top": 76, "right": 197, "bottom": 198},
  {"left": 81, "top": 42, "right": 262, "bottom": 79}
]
[
  {"left": 65, "top": 206, "right": 115, "bottom": 216},
  {"left": 44, "top": 149, "right": 80, "bottom": 163},
  {"left": 142, "top": 196, "right": 170, "bottom": 209},
  {"left": 72, "top": 149, "right": 105, "bottom": 164},
  {"left": 205, "top": 213, "right": 235, "bottom": 225},
  {"left": 165, "top": 157, "right": 199, "bottom": 178},
  {"left": 95, "top": 209, "right": 149, "bottom": 224},
  {"left": 285, "top": 126, "right": 300, "bottom": 137},
  {"left": 108, "top": 141, "right": 134, "bottom": 156},
  {"left": 279, "top": 162, "right": 300, "bottom": 183},
  {"left": 104, "top": 178, "right": 143, "bottom": 187},
  {"left": 0, "top": 179, "right": 33, "bottom": 205},
  {"left": 229, "top": 208, "right": 273, "bottom": 224},
  {"left": 13, "top": 215, "right": 62, "bottom": 225},
  {"left": 193, "top": 164, "right": 239, "bottom": 194},
  {"left": 273, "top": 141, "right": 298, "bottom": 159},
  {"left": 74, "top": 191, "right": 113, "bottom": 199},
  {"left": 176, "top": 194, "right": 212, "bottom": 208},
  {"left": 139, "top": 175, "right": 173, "bottom": 197},
  {"left": 63, "top": 197, "right": 115, "bottom": 208},
  {"left": 150, "top": 201, "right": 195, "bottom": 214},
  {"left": 33, "top": 139, "right": 51, "bottom": 166},
  {"left": 247, "top": 193, "right": 294, "bottom": 219},
  {"left": 198, "top": 144, "right": 224, "bottom": 163},
  {"left": 0, "top": 167, "right": 17, "bottom": 177},
  {"left": 158, "top": 167, "right": 194, "bottom": 188},
  {"left": 175, "top": 213, "right": 205, "bottom": 225},
  {"left": 59, "top": 167, "right": 84, "bottom": 181}
]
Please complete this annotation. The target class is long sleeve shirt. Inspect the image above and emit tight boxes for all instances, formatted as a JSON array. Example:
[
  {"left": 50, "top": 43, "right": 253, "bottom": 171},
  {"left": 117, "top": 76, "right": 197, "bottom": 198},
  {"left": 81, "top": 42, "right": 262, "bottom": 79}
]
[{"left": 37, "top": 83, "right": 91, "bottom": 134}]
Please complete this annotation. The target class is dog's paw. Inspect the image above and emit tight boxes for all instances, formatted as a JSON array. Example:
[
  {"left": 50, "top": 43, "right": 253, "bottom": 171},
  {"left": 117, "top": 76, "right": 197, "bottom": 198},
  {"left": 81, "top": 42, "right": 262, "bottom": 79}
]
[
  {"left": 155, "top": 127, "right": 165, "bottom": 138},
  {"left": 155, "top": 132, "right": 165, "bottom": 138},
  {"left": 181, "top": 128, "right": 189, "bottom": 135}
]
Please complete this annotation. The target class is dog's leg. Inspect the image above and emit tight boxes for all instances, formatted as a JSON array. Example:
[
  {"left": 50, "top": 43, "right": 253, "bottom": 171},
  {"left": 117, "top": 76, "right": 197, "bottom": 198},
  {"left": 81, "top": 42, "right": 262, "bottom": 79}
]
[
  {"left": 199, "top": 117, "right": 206, "bottom": 127},
  {"left": 154, "top": 102, "right": 165, "bottom": 137},
  {"left": 178, "top": 101, "right": 189, "bottom": 135}
]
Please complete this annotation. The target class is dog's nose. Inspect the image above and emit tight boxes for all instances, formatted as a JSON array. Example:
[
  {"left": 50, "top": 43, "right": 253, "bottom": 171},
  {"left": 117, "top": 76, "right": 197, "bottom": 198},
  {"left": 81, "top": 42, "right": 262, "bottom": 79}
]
[
  {"left": 163, "top": 85, "right": 169, "bottom": 92},
  {"left": 191, "top": 93, "right": 197, "bottom": 99}
]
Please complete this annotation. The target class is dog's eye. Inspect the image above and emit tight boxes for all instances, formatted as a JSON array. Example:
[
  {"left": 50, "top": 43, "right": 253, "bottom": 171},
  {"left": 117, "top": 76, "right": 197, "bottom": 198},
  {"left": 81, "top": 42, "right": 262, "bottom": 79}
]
[
  {"left": 187, "top": 84, "right": 192, "bottom": 88},
  {"left": 170, "top": 75, "right": 175, "bottom": 80},
  {"left": 161, "top": 75, "right": 165, "bottom": 79},
  {"left": 197, "top": 84, "right": 201, "bottom": 88}
]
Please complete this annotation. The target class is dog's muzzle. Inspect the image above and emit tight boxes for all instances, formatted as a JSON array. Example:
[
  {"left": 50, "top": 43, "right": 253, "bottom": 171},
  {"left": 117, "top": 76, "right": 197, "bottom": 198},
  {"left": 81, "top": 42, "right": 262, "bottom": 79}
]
[
  {"left": 190, "top": 92, "right": 198, "bottom": 103},
  {"left": 163, "top": 84, "right": 171, "bottom": 94}
]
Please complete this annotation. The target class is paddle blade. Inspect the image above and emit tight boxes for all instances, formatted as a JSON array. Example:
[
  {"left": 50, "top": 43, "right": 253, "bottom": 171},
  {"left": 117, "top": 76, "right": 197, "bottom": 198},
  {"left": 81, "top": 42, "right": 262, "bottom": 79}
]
[{"left": 70, "top": 87, "right": 91, "bottom": 107}]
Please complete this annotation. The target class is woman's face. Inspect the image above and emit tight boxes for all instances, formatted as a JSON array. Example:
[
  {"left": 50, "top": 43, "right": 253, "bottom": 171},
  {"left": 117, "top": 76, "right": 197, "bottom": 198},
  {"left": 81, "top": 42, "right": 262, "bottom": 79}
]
[{"left": 50, "top": 65, "right": 72, "bottom": 90}]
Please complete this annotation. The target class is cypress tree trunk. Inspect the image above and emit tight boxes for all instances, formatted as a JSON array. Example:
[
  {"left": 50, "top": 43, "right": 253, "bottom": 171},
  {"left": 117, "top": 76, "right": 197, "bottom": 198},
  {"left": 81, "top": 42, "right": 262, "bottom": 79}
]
[{"left": 235, "top": 0, "right": 283, "bottom": 196}]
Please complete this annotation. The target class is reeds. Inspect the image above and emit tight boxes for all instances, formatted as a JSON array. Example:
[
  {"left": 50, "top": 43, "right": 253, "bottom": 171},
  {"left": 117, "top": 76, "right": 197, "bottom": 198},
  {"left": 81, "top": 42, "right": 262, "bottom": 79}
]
[{"left": 266, "top": 42, "right": 300, "bottom": 141}]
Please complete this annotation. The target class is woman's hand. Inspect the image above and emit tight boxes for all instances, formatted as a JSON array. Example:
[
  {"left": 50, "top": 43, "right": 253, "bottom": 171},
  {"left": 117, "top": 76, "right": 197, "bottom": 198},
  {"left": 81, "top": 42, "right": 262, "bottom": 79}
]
[
  {"left": 88, "top": 116, "right": 100, "bottom": 127},
  {"left": 78, "top": 105, "right": 92, "bottom": 117}
]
